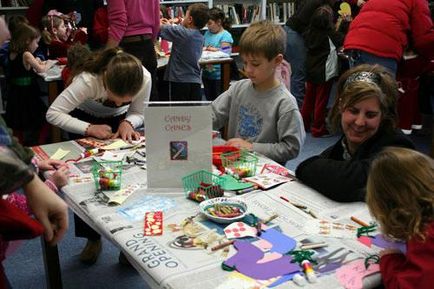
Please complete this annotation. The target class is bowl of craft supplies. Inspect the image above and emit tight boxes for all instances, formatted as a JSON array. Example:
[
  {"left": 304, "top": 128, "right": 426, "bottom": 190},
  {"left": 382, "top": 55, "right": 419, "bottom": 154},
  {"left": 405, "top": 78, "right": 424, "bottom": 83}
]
[
  {"left": 92, "top": 161, "right": 123, "bottom": 191},
  {"left": 199, "top": 197, "right": 248, "bottom": 224}
]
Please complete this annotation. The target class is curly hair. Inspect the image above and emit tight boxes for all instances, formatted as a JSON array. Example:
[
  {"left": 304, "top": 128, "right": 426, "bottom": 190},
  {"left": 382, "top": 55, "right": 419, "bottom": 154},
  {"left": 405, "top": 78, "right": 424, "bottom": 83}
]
[
  {"left": 366, "top": 147, "right": 434, "bottom": 241},
  {"left": 328, "top": 64, "right": 398, "bottom": 134}
]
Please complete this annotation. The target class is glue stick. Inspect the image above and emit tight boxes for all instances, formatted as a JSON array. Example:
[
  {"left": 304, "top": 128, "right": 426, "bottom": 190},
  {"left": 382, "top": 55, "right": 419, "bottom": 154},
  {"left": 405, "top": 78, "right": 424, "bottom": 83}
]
[{"left": 301, "top": 260, "right": 317, "bottom": 283}]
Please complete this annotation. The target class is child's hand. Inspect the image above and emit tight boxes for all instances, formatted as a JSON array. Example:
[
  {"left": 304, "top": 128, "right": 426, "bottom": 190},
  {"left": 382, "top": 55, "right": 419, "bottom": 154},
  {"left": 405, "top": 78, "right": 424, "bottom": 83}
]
[
  {"left": 87, "top": 124, "right": 113, "bottom": 139},
  {"left": 226, "top": 138, "right": 253, "bottom": 151},
  {"left": 380, "top": 248, "right": 402, "bottom": 257},
  {"left": 48, "top": 166, "right": 69, "bottom": 188},
  {"left": 38, "top": 159, "right": 67, "bottom": 171},
  {"left": 161, "top": 18, "right": 170, "bottom": 25}
]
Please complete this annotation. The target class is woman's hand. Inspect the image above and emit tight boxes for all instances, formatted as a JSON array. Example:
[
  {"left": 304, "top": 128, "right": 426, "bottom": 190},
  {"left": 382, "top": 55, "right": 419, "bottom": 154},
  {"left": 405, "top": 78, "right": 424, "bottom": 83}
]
[
  {"left": 226, "top": 138, "right": 253, "bottom": 151},
  {"left": 86, "top": 124, "right": 113, "bottom": 139},
  {"left": 113, "top": 120, "right": 140, "bottom": 143}
]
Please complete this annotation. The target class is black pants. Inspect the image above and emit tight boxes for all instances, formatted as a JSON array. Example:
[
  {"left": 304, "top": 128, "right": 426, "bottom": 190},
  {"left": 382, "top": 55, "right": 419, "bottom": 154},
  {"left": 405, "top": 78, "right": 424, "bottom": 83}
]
[
  {"left": 69, "top": 109, "right": 126, "bottom": 241},
  {"left": 119, "top": 36, "right": 158, "bottom": 101},
  {"left": 169, "top": 82, "right": 202, "bottom": 102},
  {"left": 202, "top": 78, "right": 222, "bottom": 101}
]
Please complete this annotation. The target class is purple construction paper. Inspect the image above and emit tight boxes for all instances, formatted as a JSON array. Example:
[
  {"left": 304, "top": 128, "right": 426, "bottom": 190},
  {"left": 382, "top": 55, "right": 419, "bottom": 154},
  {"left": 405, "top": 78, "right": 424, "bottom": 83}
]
[
  {"left": 372, "top": 234, "right": 407, "bottom": 254},
  {"left": 224, "top": 240, "right": 300, "bottom": 280},
  {"left": 260, "top": 228, "right": 297, "bottom": 254}
]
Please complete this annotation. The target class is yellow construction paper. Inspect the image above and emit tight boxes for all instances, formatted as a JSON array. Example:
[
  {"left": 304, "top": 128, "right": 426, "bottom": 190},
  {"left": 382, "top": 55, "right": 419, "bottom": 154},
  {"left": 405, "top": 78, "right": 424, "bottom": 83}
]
[
  {"left": 101, "top": 139, "right": 129, "bottom": 150},
  {"left": 50, "top": 148, "right": 70, "bottom": 160}
]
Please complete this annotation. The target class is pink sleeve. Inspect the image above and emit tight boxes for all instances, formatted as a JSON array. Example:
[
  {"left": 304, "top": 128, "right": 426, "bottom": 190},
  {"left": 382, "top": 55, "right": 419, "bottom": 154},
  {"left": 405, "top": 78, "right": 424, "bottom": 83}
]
[{"left": 107, "top": 0, "right": 128, "bottom": 43}]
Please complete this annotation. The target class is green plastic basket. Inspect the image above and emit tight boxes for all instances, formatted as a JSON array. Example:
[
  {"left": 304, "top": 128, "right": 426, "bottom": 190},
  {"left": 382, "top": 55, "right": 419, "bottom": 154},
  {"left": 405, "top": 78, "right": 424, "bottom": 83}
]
[
  {"left": 182, "top": 170, "right": 224, "bottom": 202},
  {"left": 221, "top": 150, "right": 258, "bottom": 178},
  {"left": 92, "top": 161, "right": 123, "bottom": 191}
]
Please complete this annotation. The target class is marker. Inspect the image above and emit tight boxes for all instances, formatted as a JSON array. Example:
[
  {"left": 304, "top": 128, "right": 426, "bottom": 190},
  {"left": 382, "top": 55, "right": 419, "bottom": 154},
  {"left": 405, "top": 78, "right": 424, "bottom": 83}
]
[
  {"left": 300, "top": 242, "right": 328, "bottom": 250},
  {"left": 351, "top": 216, "right": 369, "bottom": 227},
  {"left": 211, "top": 240, "right": 234, "bottom": 251},
  {"left": 301, "top": 260, "right": 317, "bottom": 283},
  {"left": 279, "top": 196, "right": 307, "bottom": 209},
  {"left": 256, "top": 221, "right": 262, "bottom": 236},
  {"left": 235, "top": 185, "right": 258, "bottom": 195}
]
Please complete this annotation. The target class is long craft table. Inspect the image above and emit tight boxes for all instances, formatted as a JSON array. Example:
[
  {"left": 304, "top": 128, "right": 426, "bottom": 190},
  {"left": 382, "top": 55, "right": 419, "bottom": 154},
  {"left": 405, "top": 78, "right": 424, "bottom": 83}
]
[{"left": 32, "top": 139, "right": 382, "bottom": 289}]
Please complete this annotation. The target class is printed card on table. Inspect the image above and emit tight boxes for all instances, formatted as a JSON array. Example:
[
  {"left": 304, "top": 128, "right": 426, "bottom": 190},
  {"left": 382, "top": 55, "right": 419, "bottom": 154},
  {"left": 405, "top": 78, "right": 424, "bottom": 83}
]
[
  {"left": 144, "top": 211, "right": 163, "bottom": 236},
  {"left": 144, "top": 103, "right": 212, "bottom": 188},
  {"left": 303, "top": 219, "right": 358, "bottom": 239},
  {"left": 244, "top": 173, "right": 292, "bottom": 189}
]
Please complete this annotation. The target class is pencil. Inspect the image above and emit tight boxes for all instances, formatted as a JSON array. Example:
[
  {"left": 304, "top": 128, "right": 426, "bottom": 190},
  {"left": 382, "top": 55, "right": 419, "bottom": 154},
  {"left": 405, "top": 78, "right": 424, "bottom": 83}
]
[
  {"left": 351, "top": 216, "right": 369, "bottom": 227},
  {"left": 279, "top": 196, "right": 307, "bottom": 209},
  {"left": 211, "top": 240, "right": 234, "bottom": 251},
  {"left": 263, "top": 214, "right": 279, "bottom": 224},
  {"left": 300, "top": 242, "right": 328, "bottom": 250}
]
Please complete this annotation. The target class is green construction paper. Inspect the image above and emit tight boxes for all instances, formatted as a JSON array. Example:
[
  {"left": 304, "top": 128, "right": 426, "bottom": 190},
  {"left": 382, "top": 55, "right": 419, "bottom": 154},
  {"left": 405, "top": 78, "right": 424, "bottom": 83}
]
[{"left": 220, "top": 174, "right": 253, "bottom": 191}]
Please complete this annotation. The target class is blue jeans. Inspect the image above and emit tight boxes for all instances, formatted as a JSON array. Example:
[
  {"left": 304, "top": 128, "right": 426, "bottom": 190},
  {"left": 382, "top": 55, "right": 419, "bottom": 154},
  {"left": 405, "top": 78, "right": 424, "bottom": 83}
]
[
  {"left": 348, "top": 50, "right": 398, "bottom": 78},
  {"left": 283, "top": 25, "right": 306, "bottom": 107}
]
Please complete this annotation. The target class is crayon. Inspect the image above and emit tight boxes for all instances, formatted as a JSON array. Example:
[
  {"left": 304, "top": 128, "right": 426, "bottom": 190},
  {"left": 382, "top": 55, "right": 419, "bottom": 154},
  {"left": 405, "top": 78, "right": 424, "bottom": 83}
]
[
  {"left": 263, "top": 214, "right": 279, "bottom": 224},
  {"left": 351, "top": 216, "right": 369, "bottom": 227},
  {"left": 211, "top": 240, "right": 234, "bottom": 251}
]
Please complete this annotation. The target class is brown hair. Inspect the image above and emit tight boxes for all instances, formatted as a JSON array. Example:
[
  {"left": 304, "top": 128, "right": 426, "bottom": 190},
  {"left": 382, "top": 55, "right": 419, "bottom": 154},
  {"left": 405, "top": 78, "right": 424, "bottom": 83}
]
[
  {"left": 188, "top": 3, "right": 209, "bottom": 29},
  {"left": 65, "top": 43, "right": 92, "bottom": 85},
  {"left": 366, "top": 147, "right": 434, "bottom": 241},
  {"left": 208, "top": 7, "right": 231, "bottom": 30},
  {"left": 75, "top": 47, "right": 144, "bottom": 97},
  {"left": 239, "top": 20, "right": 286, "bottom": 61},
  {"left": 9, "top": 23, "right": 40, "bottom": 54},
  {"left": 328, "top": 64, "right": 398, "bottom": 133}
]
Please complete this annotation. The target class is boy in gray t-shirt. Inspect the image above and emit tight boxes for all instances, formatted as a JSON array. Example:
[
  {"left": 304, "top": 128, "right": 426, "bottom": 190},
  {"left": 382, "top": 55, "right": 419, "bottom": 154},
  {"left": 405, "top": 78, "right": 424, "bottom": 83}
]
[
  {"left": 212, "top": 21, "right": 305, "bottom": 164},
  {"left": 160, "top": 3, "right": 209, "bottom": 101}
]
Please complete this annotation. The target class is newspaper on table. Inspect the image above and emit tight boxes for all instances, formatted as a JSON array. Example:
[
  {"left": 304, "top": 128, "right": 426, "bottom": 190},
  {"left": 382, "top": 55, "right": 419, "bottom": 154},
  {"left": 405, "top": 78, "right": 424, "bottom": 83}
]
[{"left": 56, "top": 141, "right": 381, "bottom": 289}]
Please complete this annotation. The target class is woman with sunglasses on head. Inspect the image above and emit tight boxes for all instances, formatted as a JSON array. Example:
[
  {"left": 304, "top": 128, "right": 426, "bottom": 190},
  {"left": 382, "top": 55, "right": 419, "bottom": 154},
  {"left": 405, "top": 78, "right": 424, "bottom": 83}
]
[{"left": 295, "top": 64, "right": 415, "bottom": 203}]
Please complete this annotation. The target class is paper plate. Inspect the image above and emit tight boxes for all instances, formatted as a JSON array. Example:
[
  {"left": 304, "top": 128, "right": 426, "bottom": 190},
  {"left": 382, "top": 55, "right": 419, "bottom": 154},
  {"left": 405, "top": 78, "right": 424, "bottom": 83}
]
[{"left": 199, "top": 197, "right": 248, "bottom": 224}]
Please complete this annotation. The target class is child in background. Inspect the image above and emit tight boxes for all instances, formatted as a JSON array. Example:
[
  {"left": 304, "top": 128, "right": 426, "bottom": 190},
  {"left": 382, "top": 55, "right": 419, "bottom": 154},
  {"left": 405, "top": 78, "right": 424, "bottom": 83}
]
[
  {"left": 366, "top": 147, "right": 434, "bottom": 288},
  {"left": 212, "top": 20, "right": 305, "bottom": 164},
  {"left": 4, "top": 23, "right": 54, "bottom": 146},
  {"left": 301, "top": 5, "right": 349, "bottom": 137},
  {"left": 61, "top": 43, "right": 91, "bottom": 86},
  {"left": 41, "top": 10, "right": 86, "bottom": 59},
  {"left": 160, "top": 3, "right": 209, "bottom": 101},
  {"left": 202, "top": 7, "right": 233, "bottom": 101}
]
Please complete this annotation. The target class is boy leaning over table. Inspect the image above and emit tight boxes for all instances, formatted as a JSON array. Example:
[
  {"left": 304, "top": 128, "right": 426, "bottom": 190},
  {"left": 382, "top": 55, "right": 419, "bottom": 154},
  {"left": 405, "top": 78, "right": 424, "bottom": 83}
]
[{"left": 211, "top": 20, "right": 305, "bottom": 164}]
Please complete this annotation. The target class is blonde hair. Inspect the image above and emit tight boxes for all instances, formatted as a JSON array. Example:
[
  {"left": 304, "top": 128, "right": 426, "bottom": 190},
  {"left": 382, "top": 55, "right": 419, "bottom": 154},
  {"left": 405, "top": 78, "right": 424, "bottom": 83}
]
[
  {"left": 239, "top": 20, "right": 286, "bottom": 60},
  {"left": 76, "top": 47, "right": 143, "bottom": 97},
  {"left": 366, "top": 147, "right": 434, "bottom": 241},
  {"left": 329, "top": 64, "right": 398, "bottom": 133},
  {"left": 9, "top": 23, "right": 40, "bottom": 54}
]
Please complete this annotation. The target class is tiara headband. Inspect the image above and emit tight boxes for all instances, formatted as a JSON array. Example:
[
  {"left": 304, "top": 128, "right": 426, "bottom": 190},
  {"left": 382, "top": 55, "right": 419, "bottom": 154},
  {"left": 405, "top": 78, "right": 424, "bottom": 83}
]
[{"left": 344, "top": 71, "right": 381, "bottom": 88}]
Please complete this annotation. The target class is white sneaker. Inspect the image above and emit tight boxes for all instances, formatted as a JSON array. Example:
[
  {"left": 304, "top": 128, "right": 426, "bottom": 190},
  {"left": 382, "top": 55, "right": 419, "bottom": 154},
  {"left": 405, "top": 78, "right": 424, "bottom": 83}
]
[
  {"left": 401, "top": 129, "right": 412, "bottom": 135},
  {"left": 411, "top": 124, "right": 422, "bottom": 130}
]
